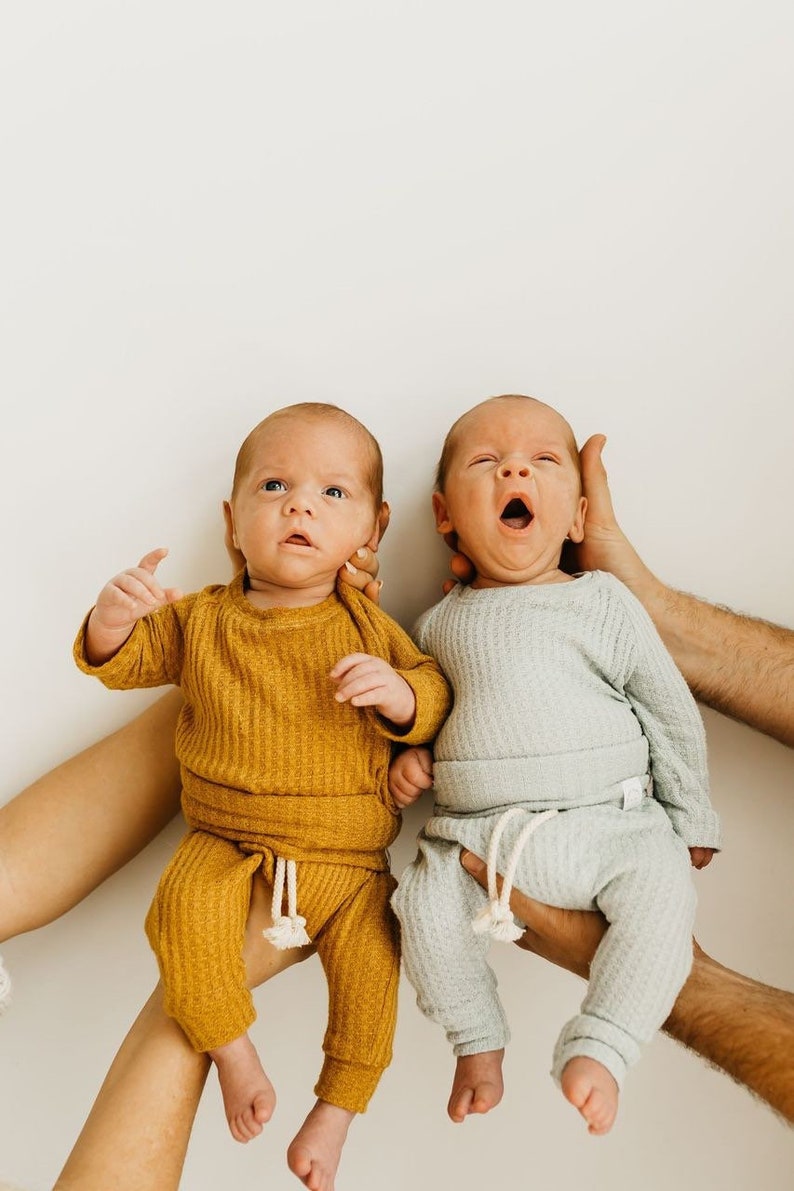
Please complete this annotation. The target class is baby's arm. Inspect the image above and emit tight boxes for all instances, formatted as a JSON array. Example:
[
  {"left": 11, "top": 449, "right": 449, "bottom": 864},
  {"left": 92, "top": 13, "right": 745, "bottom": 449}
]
[
  {"left": 85, "top": 547, "right": 183, "bottom": 665},
  {"left": 330, "top": 653, "right": 417, "bottom": 728},
  {"left": 388, "top": 746, "right": 434, "bottom": 808},
  {"left": 617, "top": 580, "right": 721, "bottom": 852}
]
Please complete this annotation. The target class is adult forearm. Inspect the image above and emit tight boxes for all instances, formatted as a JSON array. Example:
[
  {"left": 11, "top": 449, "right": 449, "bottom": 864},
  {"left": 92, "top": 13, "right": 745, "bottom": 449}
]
[
  {"left": 626, "top": 571, "right": 794, "bottom": 748},
  {"left": 664, "top": 945, "right": 794, "bottom": 1123},
  {"left": 0, "top": 691, "right": 183, "bottom": 940}
]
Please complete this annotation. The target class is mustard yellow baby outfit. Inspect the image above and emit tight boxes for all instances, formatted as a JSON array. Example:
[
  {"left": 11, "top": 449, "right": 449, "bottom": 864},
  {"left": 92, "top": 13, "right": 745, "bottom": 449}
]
[{"left": 74, "top": 572, "right": 451, "bottom": 1112}]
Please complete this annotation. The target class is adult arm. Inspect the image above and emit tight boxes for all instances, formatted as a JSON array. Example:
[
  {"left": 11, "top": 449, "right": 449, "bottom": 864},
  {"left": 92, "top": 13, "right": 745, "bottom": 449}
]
[
  {"left": 0, "top": 691, "right": 183, "bottom": 941},
  {"left": 445, "top": 435, "right": 794, "bottom": 746},
  {"left": 460, "top": 850, "right": 794, "bottom": 1124},
  {"left": 576, "top": 436, "right": 794, "bottom": 747},
  {"left": 55, "top": 877, "right": 312, "bottom": 1190}
]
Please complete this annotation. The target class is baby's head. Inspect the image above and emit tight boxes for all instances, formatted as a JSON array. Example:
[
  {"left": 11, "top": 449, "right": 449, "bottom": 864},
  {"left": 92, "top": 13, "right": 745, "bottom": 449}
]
[
  {"left": 229, "top": 403, "right": 386, "bottom": 601},
  {"left": 433, "top": 394, "right": 586, "bottom": 589}
]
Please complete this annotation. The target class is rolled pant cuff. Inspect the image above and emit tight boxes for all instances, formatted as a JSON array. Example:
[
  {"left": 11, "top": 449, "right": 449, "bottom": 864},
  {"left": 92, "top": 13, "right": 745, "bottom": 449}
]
[
  {"left": 452, "top": 1030, "right": 510, "bottom": 1058},
  {"left": 315, "top": 1055, "right": 385, "bottom": 1114},
  {"left": 551, "top": 1038, "right": 628, "bottom": 1089},
  {"left": 167, "top": 1001, "right": 256, "bottom": 1054}
]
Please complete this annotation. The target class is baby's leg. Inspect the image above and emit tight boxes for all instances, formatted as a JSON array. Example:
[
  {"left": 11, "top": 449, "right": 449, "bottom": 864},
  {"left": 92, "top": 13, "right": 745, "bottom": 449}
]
[
  {"left": 288, "top": 867, "right": 399, "bottom": 1191},
  {"left": 392, "top": 834, "right": 508, "bottom": 1122},
  {"left": 145, "top": 830, "right": 276, "bottom": 1141},
  {"left": 549, "top": 806, "right": 696, "bottom": 1133},
  {"left": 55, "top": 874, "right": 311, "bottom": 1190}
]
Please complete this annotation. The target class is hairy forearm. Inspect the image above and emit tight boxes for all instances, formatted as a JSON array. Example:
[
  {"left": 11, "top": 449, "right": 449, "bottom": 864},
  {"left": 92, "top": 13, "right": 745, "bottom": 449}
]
[
  {"left": 627, "top": 571, "right": 794, "bottom": 748},
  {"left": 664, "top": 946, "right": 794, "bottom": 1123}
]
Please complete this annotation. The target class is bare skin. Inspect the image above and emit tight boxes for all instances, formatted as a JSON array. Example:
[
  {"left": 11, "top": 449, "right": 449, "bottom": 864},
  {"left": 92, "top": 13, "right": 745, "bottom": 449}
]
[
  {"left": 287, "top": 1100, "right": 355, "bottom": 1191},
  {"left": 447, "top": 1049, "right": 505, "bottom": 1123},
  {"left": 207, "top": 1033, "right": 276, "bottom": 1143},
  {"left": 561, "top": 1057, "right": 618, "bottom": 1136},
  {"left": 55, "top": 873, "right": 311, "bottom": 1189},
  {"left": 573, "top": 435, "right": 794, "bottom": 747}
]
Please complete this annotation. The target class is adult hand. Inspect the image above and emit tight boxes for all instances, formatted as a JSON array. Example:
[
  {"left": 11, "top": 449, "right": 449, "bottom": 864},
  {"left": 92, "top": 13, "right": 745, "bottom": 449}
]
[
  {"left": 571, "top": 435, "right": 652, "bottom": 589},
  {"left": 459, "top": 849, "right": 607, "bottom": 980}
]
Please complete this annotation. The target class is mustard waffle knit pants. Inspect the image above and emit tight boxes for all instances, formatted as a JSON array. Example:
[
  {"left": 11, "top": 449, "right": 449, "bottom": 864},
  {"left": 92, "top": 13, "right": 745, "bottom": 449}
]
[{"left": 145, "top": 830, "right": 399, "bottom": 1113}]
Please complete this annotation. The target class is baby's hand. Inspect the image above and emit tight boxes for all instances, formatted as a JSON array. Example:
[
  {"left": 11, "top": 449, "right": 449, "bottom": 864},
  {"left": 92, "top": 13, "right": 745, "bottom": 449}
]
[
  {"left": 86, "top": 548, "right": 183, "bottom": 664},
  {"left": 689, "top": 846, "right": 715, "bottom": 870},
  {"left": 388, "top": 747, "right": 434, "bottom": 808},
  {"left": 330, "top": 653, "right": 416, "bottom": 728}
]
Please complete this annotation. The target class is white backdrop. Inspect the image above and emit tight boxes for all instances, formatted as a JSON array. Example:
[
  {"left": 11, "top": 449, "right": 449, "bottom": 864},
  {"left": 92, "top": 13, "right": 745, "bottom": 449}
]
[{"left": 1, "top": 4, "right": 793, "bottom": 1189}]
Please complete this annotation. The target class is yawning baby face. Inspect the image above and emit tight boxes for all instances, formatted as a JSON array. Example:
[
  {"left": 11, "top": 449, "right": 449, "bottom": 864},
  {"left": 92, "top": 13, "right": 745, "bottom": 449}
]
[{"left": 432, "top": 396, "right": 586, "bottom": 589}]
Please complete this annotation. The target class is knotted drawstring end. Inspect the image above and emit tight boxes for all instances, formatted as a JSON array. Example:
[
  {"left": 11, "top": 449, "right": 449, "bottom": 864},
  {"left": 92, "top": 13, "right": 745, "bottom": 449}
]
[
  {"left": 263, "top": 856, "right": 313, "bottom": 951},
  {"left": 470, "top": 806, "right": 558, "bottom": 944},
  {"left": 263, "top": 914, "right": 311, "bottom": 950},
  {"left": 472, "top": 902, "right": 524, "bottom": 942}
]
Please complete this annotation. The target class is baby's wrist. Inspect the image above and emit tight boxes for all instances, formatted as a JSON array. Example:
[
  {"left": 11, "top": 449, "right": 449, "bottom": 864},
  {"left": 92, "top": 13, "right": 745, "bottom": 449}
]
[{"left": 381, "top": 680, "right": 416, "bottom": 728}]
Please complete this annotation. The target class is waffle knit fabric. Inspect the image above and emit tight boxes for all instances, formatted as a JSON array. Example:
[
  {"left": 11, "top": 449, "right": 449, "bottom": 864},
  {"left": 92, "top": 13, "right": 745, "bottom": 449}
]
[
  {"left": 392, "top": 572, "right": 720, "bottom": 1089},
  {"left": 75, "top": 572, "right": 451, "bottom": 1113}
]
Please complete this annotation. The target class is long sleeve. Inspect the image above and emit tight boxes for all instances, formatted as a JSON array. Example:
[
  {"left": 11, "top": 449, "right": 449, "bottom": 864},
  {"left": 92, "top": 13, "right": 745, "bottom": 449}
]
[
  {"left": 335, "top": 585, "right": 451, "bottom": 746},
  {"left": 73, "top": 593, "right": 201, "bottom": 689},
  {"left": 617, "top": 581, "right": 721, "bottom": 849}
]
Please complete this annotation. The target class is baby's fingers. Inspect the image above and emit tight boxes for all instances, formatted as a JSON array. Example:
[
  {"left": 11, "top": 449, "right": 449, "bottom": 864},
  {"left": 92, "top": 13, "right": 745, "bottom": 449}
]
[
  {"left": 404, "top": 757, "right": 434, "bottom": 789},
  {"left": 137, "top": 547, "right": 169, "bottom": 574},
  {"left": 110, "top": 569, "right": 168, "bottom": 608},
  {"left": 334, "top": 671, "right": 387, "bottom": 705}
]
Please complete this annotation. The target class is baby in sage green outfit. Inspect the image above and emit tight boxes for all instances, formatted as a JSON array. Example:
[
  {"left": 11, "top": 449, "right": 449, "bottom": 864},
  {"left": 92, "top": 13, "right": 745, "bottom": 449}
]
[{"left": 391, "top": 394, "right": 720, "bottom": 1135}]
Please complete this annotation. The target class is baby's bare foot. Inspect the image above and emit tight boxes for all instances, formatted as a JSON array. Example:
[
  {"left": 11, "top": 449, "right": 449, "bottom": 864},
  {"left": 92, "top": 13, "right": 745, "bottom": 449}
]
[
  {"left": 561, "top": 1056, "right": 619, "bottom": 1135},
  {"left": 447, "top": 1049, "right": 505, "bottom": 1123},
  {"left": 287, "top": 1099, "right": 354, "bottom": 1191},
  {"left": 208, "top": 1033, "right": 276, "bottom": 1143}
]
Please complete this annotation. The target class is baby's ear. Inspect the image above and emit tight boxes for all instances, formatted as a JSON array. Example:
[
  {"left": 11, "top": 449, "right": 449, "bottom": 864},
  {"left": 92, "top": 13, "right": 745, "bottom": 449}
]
[
  {"left": 567, "top": 496, "right": 587, "bottom": 544},
  {"left": 432, "top": 491, "right": 454, "bottom": 535},
  {"left": 365, "top": 501, "right": 391, "bottom": 550}
]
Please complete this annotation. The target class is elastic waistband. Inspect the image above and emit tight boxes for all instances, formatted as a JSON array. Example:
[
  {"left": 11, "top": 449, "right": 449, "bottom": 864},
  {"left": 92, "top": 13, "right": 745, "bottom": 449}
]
[
  {"left": 432, "top": 740, "right": 651, "bottom": 815},
  {"left": 181, "top": 781, "right": 397, "bottom": 870}
]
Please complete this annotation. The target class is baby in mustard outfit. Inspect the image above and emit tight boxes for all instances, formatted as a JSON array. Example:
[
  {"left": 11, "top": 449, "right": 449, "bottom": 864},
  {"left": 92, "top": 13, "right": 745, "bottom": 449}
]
[{"left": 74, "top": 403, "right": 451, "bottom": 1189}]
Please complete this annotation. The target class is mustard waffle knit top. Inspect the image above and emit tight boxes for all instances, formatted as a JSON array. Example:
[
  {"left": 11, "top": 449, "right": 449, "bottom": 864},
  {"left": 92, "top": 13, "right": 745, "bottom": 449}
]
[{"left": 74, "top": 572, "right": 452, "bottom": 870}]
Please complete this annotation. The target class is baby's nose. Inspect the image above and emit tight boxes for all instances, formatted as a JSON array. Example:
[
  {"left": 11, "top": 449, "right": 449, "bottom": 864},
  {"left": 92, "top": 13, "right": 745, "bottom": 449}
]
[
  {"left": 497, "top": 458, "right": 532, "bottom": 479},
  {"left": 285, "top": 492, "right": 316, "bottom": 515}
]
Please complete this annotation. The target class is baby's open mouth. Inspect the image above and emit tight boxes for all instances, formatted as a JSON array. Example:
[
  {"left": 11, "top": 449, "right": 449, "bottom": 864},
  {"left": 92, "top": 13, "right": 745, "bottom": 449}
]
[
  {"left": 500, "top": 498, "right": 533, "bottom": 530},
  {"left": 284, "top": 533, "right": 312, "bottom": 546}
]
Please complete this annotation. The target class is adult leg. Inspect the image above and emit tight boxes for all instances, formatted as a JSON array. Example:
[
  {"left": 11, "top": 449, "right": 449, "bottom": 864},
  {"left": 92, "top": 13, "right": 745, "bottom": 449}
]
[
  {"left": 0, "top": 691, "right": 183, "bottom": 941},
  {"left": 55, "top": 870, "right": 312, "bottom": 1190}
]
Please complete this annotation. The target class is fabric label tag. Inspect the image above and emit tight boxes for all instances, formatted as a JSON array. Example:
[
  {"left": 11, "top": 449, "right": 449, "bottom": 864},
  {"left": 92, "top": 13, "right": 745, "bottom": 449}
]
[{"left": 621, "top": 776, "right": 645, "bottom": 811}]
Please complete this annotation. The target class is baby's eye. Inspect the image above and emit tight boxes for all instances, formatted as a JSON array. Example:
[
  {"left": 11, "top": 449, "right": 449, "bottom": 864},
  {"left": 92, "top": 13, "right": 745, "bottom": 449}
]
[
  {"left": 470, "top": 455, "right": 496, "bottom": 466},
  {"left": 535, "top": 455, "right": 558, "bottom": 464},
  {"left": 322, "top": 486, "right": 346, "bottom": 499},
  {"left": 262, "top": 479, "right": 287, "bottom": 492}
]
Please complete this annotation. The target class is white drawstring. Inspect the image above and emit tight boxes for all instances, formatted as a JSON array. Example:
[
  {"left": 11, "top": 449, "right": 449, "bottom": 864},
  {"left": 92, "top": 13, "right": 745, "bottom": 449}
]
[
  {"left": 263, "top": 856, "right": 312, "bottom": 950},
  {"left": 472, "top": 807, "right": 558, "bottom": 943},
  {"left": 0, "top": 954, "right": 12, "bottom": 1013}
]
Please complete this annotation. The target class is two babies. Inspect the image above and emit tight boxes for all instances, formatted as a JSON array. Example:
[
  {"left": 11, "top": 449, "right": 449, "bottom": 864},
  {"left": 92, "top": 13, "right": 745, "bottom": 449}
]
[{"left": 75, "top": 395, "right": 718, "bottom": 1187}]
